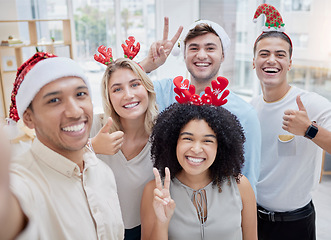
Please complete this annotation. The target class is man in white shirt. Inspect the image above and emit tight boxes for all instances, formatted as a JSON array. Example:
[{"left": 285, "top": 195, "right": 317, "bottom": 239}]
[
  {"left": 251, "top": 4, "right": 331, "bottom": 240},
  {"left": 0, "top": 52, "right": 124, "bottom": 240}
]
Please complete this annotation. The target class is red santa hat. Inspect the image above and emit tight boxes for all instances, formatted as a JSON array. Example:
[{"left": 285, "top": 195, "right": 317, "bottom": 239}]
[{"left": 9, "top": 52, "right": 91, "bottom": 122}]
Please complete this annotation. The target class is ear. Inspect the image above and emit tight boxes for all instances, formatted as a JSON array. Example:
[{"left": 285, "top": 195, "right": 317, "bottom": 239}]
[
  {"left": 288, "top": 59, "right": 292, "bottom": 71},
  {"left": 22, "top": 108, "right": 35, "bottom": 129},
  {"left": 252, "top": 58, "right": 256, "bottom": 69},
  {"left": 221, "top": 53, "right": 225, "bottom": 63}
]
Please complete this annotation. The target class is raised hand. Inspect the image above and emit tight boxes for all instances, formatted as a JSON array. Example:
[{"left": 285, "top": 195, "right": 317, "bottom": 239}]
[
  {"left": 140, "top": 17, "right": 183, "bottom": 73},
  {"left": 152, "top": 167, "right": 176, "bottom": 223},
  {"left": 282, "top": 95, "right": 311, "bottom": 135},
  {"left": 91, "top": 117, "right": 124, "bottom": 155}
]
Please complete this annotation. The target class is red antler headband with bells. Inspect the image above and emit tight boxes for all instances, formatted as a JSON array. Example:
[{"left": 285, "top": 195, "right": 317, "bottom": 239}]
[
  {"left": 253, "top": 3, "right": 293, "bottom": 48},
  {"left": 173, "top": 76, "right": 230, "bottom": 106},
  {"left": 94, "top": 36, "right": 141, "bottom": 66}
]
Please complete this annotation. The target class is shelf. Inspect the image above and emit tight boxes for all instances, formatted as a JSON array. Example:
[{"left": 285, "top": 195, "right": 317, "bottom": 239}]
[{"left": 0, "top": 19, "right": 73, "bottom": 119}]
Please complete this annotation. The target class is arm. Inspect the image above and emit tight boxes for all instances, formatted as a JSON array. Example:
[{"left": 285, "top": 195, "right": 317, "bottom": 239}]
[
  {"left": 283, "top": 95, "right": 331, "bottom": 154},
  {"left": 90, "top": 117, "right": 124, "bottom": 155},
  {"left": 140, "top": 167, "right": 175, "bottom": 240},
  {"left": 240, "top": 106, "right": 261, "bottom": 195},
  {"left": 139, "top": 17, "right": 183, "bottom": 73},
  {"left": 237, "top": 175, "right": 257, "bottom": 240},
  {"left": 0, "top": 128, "right": 27, "bottom": 240}
]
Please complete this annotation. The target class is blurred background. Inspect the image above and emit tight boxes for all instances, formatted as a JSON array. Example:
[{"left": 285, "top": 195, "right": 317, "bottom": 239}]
[{"left": 1, "top": 0, "right": 331, "bottom": 118}]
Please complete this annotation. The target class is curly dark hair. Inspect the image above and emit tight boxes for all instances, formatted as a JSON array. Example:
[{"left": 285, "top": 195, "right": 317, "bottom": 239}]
[{"left": 150, "top": 103, "right": 246, "bottom": 186}]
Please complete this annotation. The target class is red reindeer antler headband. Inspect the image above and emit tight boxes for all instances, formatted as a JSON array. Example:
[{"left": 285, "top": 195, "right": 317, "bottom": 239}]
[
  {"left": 94, "top": 36, "right": 140, "bottom": 65},
  {"left": 173, "top": 76, "right": 230, "bottom": 106}
]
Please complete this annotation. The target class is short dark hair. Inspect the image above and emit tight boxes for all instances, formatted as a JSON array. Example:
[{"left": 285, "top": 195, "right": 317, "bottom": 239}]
[
  {"left": 184, "top": 23, "right": 224, "bottom": 54},
  {"left": 254, "top": 31, "right": 293, "bottom": 58},
  {"left": 150, "top": 103, "right": 245, "bottom": 187}
]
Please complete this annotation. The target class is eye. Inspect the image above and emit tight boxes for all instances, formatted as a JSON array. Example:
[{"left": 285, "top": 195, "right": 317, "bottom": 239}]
[
  {"left": 207, "top": 47, "right": 215, "bottom": 51},
  {"left": 48, "top": 98, "right": 60, "bottom": 104},
  {"left": 278, "top": 53, "right": 286, "bottom": 57},
  {"left": 204, "top": 139, "right": 215, "bottom": 143},
  {"left": 188, "top": 47, "right": 198, "bottom": 51},
  {"left": 113, "top": 87, "right": 121, "bottom": 93},
  {"left": 131, "top": 82, "right": 140, "bottom": 88},
  {"left": 77, "top": 91, "right": 88, "bottom": 97}
]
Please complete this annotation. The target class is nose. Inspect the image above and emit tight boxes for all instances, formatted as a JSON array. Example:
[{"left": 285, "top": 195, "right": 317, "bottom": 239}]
[
  {"left": 191, "top": 141, "right": 203, "bottom": 154},
  {"left": 64, "top": 98, "right": 83, "bottom": 118},
  {"left": 196, "top": 49, "right": 207, "bottom": 60},
  {"left": 123, "top": 87, "right": 134, "bottom": 99},
  {"left": 267, "top": 54, "right": 276, "bottom": 64}
]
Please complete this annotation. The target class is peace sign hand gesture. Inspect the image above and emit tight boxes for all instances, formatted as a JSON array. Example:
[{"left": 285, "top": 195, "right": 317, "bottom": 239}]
[
  {"left": 140, "top": 17, "right": 183, "bottom": 73},
  {"left": 153, "top": 167, "right": 176, "bottom": 223}
]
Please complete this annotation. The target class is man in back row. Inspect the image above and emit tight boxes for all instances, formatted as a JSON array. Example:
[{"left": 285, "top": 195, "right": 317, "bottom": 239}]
[
  {"left": 140, "top": 18, "right": 261, "bottom": 193},
  {"left": 251, "top": 4, "right": 331, "bottom": 240},
  {"left": 0, "top": 52, "right": 124, "bottom": 239}
]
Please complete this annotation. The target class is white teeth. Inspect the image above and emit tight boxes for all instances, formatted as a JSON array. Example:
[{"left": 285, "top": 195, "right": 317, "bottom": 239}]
[
  {"left": 62, "top": 123, "right": 84, "bottom": 132},
  {"left": 187, "top": 157, "right": 204, "bottom": 163},
  {"left": 124, "top": 103, "right": 138, "bottom": 108},
  {"left": 264, "top": 68, "right": 279, "bottom": 73},
  {"left": 195, "top": 63, "right": 209, "bottom": 67}
]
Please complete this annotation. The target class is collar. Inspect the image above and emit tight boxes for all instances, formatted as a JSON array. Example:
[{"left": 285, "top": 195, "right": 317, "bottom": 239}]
[{"left": 31, "top": 139, "right": 98, "bottom": 178}]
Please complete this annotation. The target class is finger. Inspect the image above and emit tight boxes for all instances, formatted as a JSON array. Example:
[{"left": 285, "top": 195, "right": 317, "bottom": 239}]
[
  {"left": 170, "top": 25, "right": 184, "bottom": 44},
  {"left": 110, "top": 131, "right": 124, "bottom": 140},
  {"left": 154, "top": 193, "right": 169, "bottom": 205},
  {"left": 163, "top": 17, "right": 169, "bottom": 41},
  {"left": 296, "top": 95, "right": 306, "bottom": 112},
  {"left": 100, "top": 117, "right": 113, "bottom": 133},
  {"left": 150, "top": 42, "right": 158, "bottom": 60},
  {"left": 153, "top": 168, "right": 163, "bottom": 190},
  {"left": 163, "top": 167, "right": 171, "bottom": 191},
  {"left": 159, "top": 46, "right": 168, "bottom": 58}
]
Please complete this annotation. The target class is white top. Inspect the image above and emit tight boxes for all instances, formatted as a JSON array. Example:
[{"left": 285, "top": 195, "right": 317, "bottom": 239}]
[
  {"left": 10, "top": 138, "right": 124, "bottom": 240},
  {"left": 251, "top": 86, "right": 331, "bottom": 211},
  {"left": 91, "top": 115, "right": 154, "bottom": 229},
  {"left": 168, "top": 177, "right": 242, "bottom": 240}
]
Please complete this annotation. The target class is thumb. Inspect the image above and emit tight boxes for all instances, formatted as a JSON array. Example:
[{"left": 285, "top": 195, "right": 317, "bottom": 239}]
[
  {"left": 296, "top": 95, "right": 306, "bottom": 112},
  {"left": 100, "top": 117, "right": 113, "bottom": 134}
]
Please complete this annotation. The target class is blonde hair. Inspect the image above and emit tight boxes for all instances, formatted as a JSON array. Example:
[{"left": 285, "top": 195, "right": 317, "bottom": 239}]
[{"left": 101, "top": 58, "right": 158, "bottom": 134}]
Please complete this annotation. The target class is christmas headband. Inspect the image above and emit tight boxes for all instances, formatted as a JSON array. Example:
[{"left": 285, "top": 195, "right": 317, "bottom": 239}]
[
  {"left": 9, "top": 52, "right": 90, "bottom": 122},
  {"left": 94, "top": 36, "right": 140, "bottom": 65},
  {"left": 253, "top": 3, "right": 292, "bottom": 47},
  {"left": 173, "top": 76, "right": 229, "bottom": 106}
]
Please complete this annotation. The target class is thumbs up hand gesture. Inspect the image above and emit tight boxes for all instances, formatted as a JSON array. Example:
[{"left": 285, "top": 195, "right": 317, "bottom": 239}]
[
  {"left": 282, "top": 95, "right": 312, "bottom": 136},
  {"left": 91, "top": 117, "right": 124, "bottom": 155}
]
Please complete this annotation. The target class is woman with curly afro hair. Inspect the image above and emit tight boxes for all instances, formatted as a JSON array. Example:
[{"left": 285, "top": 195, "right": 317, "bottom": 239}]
[{"left": 141, "top": 103, "right": 257, "bottom": 240}]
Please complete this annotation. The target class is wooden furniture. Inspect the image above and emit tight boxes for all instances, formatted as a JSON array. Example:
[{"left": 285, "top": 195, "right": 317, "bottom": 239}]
[
  {"left": 0, "top": 19, "right": 73, "bottom": 118},
  {"left": 320, "top": 150, "right": 331, "bottom": 182}
]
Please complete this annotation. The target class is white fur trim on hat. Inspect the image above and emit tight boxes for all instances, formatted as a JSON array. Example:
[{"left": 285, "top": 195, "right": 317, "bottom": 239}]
[
  {"left": 16, "top": 57, "right": 91, "bottom": 119},
  {"left": 180, "top": 20, "right": 231, "bottom": 58}
]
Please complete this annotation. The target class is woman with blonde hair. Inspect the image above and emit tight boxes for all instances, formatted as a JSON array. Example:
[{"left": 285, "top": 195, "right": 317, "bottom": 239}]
[{"left": 90, "top": 40, "right": 158, "bottom": 240}]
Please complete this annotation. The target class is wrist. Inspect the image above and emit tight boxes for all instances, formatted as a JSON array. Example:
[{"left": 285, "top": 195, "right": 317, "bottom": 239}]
[{"left": 304, "top": 121, "right": 318, "bottom": 139}]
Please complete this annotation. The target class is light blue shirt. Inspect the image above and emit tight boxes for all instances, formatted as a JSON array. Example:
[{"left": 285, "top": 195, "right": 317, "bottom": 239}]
[{"left": 154, "top": 78, "right": 261, "bottom": 194}]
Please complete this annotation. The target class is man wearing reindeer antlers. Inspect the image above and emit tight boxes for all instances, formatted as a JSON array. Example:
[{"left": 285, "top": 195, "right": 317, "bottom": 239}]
[
  {"left": 251, "top": 4, "right": 331, "bottom": 240},
  {"left": 140, "top": 17, "right": 261, "bottom": 194},
  {"left": 0, "top": 52, "right": 124, "bottom": 240}
]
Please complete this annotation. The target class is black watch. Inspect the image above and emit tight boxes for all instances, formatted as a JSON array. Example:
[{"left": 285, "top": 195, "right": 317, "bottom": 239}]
[{"left": 304, "top": 121, "right": 318, "bottom": 139}]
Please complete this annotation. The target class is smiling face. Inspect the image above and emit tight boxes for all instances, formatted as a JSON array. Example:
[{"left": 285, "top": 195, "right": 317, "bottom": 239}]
[
  {"left": 184, "top": 33, "right": 224, "bottom": 85},
  {"left": 176, "top": 119, "right": 218, "bottom": 180},
  {"left": 253, "top": 37, "right": 292, "bottom": 93},
  {"left": 23, "top": 77, "right": 93, "bottom": 158},
  {"left": 108, "top": 68, "right": 149, "bottom": 122}
]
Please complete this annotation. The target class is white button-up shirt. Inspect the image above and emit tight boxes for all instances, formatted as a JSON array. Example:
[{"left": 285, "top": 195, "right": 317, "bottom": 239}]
[{"left": 10, "top": 138, "right": 124, "bottom": 240}]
